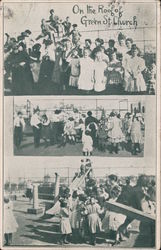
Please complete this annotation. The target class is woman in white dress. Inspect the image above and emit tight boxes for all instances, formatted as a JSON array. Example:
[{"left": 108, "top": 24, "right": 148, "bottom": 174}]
[
  {"left": 93, "top": 49, "right": 108, "bottom": 92},
  {"left": 78, "top": 49, "right": 94, "bottom": 91},
  {"left": 124, "top": 44, "right": 146, "bottom": 92}
]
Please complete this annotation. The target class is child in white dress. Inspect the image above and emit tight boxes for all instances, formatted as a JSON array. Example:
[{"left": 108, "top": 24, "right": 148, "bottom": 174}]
[
  {"left": 82, "top": 130, "right": 93, "bottom": 156},
  {"left": 59, "top": 200, "right": 72, "bottom": 244},
  {"left": 64, "top": 117, "right": 76, "bottom": 144},
  {"left": 78, "top": 49, "right": 94, "bottom": 92},
  {"left": 93, "top": 50, "right": 107, "bottom": 92},
  {"left": 4, "top": 196, "right": 18, "bottom": 246}
]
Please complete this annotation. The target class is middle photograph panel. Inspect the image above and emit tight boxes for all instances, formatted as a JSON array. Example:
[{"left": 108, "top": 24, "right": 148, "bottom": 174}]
[{"left": 13, "top": 96, "right": 146, "bottom": 157}]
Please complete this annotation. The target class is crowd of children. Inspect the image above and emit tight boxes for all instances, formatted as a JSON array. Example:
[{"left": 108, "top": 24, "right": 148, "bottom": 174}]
[
  {"left": 3, "top": 158, "right": 155, "bottom": 246},
  {"left": 14, "top": 108, "right": 145, "bottom": 156},
  {"left": 4, "top": 9, "right": 156, "bottom": 95},
  {"left": 56, "top": 161, "right": 155, "bottom": 246}
]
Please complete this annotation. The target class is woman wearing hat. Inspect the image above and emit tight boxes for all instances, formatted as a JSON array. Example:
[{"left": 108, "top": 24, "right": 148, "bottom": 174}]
[
  {"left": 124, "top": 44, "right": 146, "bottom": 92},
  {"left": 4, "top": 195, "right": 18, "bottom": 246},
  {"left": 8, "top": 43, "right": 33, "bottom": 95}
]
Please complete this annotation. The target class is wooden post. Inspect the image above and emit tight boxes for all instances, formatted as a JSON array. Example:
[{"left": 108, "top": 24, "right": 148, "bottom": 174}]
[{"left": 54, "top": 173, "right": 60, "bottom": 203}]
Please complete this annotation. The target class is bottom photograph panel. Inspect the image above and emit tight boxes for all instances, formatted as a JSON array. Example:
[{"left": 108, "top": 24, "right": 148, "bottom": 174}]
[{"left": 3, "top": 158, "right": 155, "bottom": 248}]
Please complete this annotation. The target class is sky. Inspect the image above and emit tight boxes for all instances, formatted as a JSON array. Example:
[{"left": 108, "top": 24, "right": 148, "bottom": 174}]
[{"left": 13, "top": 96, "right": 145, "bottom": 114}]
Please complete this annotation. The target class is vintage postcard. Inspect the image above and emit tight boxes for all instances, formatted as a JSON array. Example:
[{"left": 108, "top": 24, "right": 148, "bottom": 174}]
[
  {"left": 0, "top": 0, "right": 160, "bottom": 249},
  {"left": 3, "top": 0, "right": 158, "bottom": 96}
]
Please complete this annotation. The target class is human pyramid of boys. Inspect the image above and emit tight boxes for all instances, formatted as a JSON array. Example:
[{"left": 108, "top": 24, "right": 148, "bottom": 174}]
[
  {"left": 4, "top": 9, "right": 156, "bottom": 95},
  {"left": 4, "top": 159, "right": 155, "bottom": 246},
  {"left": 14, "top": 107, "right": 144, "bottom": 155}
]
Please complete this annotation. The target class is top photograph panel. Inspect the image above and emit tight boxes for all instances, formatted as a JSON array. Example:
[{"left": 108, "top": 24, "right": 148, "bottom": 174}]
[{"left": 3, "top": 1, "right": 157, "bottom": 96}]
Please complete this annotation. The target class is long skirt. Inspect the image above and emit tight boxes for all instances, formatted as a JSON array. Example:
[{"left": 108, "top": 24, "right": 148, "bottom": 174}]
[
  {"left": 12, "top": 65, "right": 33, "bottom": 95},
  {"left": 4, "top": 209, "right": 18, "bottom": 234},
  {"left": 30, "top": 62, "right": 41, "bottom": 83}
]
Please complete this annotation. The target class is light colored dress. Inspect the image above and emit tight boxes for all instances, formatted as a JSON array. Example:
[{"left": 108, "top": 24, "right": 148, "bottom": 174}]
[
  {"left": 78, "top": 57, "right": 94, "bottom": 91},
  {"left": 85, "top": 203, "right": 102, "bottom": 234},
  {"left": 60, "top": 207, "right": 72, "bottom": 234},
  {"left": 69, "top": 58, "right": 80, "bottom": 87},
  {"left": 70, "top": 198, "right": 81, "bottom": 229},
  {"left": 130, "top": 120, "right": 143, "bottom": 143},
  {"left": 82, "top": 134, "right": 93, "bottom": 153},
  {"left": 64, "top": 120, "right": 76, "bottom": 136},
  {"left": 108, "top": 116, "right": 125, "bottom": 143},
  {"left": 93, "top": 61, "right": 107, "bottom": 92},
  {"left": 124, "top": 56, "right": 146, "bottom": 92},
  {"left": 4, "top": 201, "right": 18, "bottom": 234}
]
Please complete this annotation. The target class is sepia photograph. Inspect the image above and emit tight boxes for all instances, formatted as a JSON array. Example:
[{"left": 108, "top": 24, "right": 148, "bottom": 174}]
[
  {"left": 13, "top": 96, "right": 146, "bottom": 157},
  {"left": 3, "top": 158, "right": 156, "bottom": 247},
  {"left": 1, "top": 0, "right": 160, "bottom": 249},
  {"left": 3, "top": 1, "right": 157, "bottom": 95}
]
